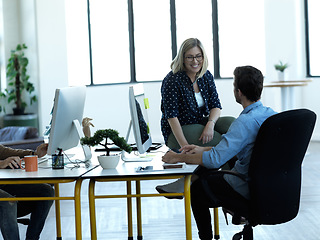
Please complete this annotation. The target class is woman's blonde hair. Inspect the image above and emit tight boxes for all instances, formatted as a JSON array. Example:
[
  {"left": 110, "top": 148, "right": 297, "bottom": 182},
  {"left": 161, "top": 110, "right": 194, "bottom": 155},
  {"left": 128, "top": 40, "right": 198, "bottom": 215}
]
[{"left": 170, "top": 38, "right": 209, "bottom": 79}]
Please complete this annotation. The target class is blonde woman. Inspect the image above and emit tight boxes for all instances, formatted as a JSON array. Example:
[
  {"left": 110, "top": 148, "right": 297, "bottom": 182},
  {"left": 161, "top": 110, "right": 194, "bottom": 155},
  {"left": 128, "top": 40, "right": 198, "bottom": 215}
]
[
  {"left": 161, "top": 38, "right": 234, "bottom": 150},
  {"left": 158, "top": 38, "right": 235, "bottom": 196}
]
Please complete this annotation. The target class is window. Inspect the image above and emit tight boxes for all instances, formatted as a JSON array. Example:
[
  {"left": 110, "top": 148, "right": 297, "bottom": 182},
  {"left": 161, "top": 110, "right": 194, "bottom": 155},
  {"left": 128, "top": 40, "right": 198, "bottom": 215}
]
[
  {"left": 89, "top": 0, "right": 131, "bottom": 84},
  {"left": 133, "top": 1, "right": 172, "bottom": 82},
  {"left": 218, "top": 0, "right": 265, "bottom": 78},
  {"left": 175, "top": 0, "right": 214, "bottom": 72},
  {"left": 65, "top": 0, "right": 91, "bottom": 86},
  {"left": 306, "top": 0, "right": 320, "bottom": 76},
  {"left": 65, "top": 0, "right": 266, "bottom": 85}
]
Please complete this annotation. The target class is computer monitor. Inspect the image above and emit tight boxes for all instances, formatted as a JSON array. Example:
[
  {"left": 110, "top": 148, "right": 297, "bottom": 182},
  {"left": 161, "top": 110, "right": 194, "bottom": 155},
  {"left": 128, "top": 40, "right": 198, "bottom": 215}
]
[
  {"left": 128, "top": 84, "right": 152, "bottom": 153},
  {"left": 47, "top": 86, "right": 91, "bottom": 161},
  {"left": 121, "top": 84, "right": 153, "bottom": 161}
]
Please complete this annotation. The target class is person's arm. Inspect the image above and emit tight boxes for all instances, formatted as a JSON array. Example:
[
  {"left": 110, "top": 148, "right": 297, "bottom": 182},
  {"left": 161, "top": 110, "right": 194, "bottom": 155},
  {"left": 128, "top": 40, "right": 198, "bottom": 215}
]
[
  {"left": 0, "top": 144, "right": 33, "bottom": 159},
  {"left": 180, "top": 144, "right": 211, "bottom": 154},
  {"left": 162, "top": 150, "right": 203, "bottom": 165},
  {"left": 167, "top": 117, "right": 189, "bottom": 147},
  {"left": 199, "top": 108, "right": 221, "bottom": 144}
]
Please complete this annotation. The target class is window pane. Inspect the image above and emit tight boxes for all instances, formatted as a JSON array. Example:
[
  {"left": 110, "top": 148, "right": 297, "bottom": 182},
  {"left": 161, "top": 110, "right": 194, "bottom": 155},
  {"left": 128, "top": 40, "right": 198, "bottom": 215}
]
[
  {"left": 218, "top": 0, "right": 265, "bottom": 77},
  {"left": 308, "top": 0, "right": 320, "bottom": 76},
  {"left": 175, "top": 0, "right": 214, "bottom": 72},
  {"left": 90, "top": 0, "right": 131, "bottom": 84},
  {"left": 133, "top": 0, "right": 172, "bottom": 82},
  {"left": 65, "top": 0, "right": 91, "bottom": 86}
]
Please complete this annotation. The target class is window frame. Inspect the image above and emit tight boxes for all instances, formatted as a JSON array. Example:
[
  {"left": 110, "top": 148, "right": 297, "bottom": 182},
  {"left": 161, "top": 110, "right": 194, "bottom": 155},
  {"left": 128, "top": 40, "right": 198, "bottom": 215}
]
[
  {"left": 305, "top": 0, "right": 320, "bottom": 77},
  {"left": 85, "top": 0, "right": 257, "bottom": 86}
]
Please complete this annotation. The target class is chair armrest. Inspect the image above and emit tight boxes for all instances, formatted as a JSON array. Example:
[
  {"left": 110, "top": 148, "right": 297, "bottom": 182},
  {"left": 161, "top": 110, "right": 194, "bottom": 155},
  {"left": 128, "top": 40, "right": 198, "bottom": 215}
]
[{"left": 202, "top": 169, "right": 248, "bottom": 182}]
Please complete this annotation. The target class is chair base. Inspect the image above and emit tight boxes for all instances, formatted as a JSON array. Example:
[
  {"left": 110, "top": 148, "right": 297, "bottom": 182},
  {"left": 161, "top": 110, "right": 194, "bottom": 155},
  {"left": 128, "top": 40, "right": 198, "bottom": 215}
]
[
  {"left": 17, "top": 218, "right": 30, "bottom": 225},
  {"left": 232, "top": 225, "right": 253, "bottom": 240}
]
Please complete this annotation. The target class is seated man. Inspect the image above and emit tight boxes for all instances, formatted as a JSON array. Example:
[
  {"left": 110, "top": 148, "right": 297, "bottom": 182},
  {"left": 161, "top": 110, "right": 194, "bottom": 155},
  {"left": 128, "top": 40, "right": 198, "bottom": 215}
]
[
  {"left": 162, "top": 66, "right": 277, "bottom": 240},
  {"left": 0, "top": 143, "right": 54, "bottom": 240}
]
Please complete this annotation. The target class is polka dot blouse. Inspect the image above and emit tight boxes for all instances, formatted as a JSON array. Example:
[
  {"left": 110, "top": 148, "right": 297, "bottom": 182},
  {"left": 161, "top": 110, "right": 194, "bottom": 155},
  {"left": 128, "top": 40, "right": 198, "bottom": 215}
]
[{"left": 160, "top": 70, "right": 222, "bottom": 143}]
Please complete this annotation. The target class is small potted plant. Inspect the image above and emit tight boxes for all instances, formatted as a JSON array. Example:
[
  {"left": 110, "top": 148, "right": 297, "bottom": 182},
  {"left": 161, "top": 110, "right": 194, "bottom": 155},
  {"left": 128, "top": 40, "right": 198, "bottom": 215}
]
[
  {"left": 274, "top": 61, "right": 289, "bottom": 81},
  {"left": 81, "top": 129, "right": 132, "bottom": 169}
]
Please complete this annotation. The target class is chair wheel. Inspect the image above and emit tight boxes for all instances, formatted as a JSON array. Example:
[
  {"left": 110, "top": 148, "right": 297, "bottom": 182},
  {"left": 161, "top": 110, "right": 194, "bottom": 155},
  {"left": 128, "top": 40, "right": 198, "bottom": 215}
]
[{"left": 232, "top": 232, "right": 242, "bottom": 240}]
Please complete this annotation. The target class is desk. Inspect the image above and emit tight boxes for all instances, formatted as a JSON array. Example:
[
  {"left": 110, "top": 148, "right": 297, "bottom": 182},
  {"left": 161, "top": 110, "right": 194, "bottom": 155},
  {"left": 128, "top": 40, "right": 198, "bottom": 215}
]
[
  {"left": 264, "top": 80, "right": 310, "bottom": 111},
  {"left": 0, "top": 160, "right": 96, "bottom": 240},
  {"left": 82, "top": 156, "right": 197, "bottom": 240}
]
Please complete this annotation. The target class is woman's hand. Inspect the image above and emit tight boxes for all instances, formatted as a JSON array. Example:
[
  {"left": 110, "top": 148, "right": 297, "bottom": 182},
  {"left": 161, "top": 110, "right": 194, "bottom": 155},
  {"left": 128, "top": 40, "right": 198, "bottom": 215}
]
[
  {"left": 35, "top": 143, "right": 48, "bottom": 158},
  {"left": 199, "top": 121, "right": 215, "bottom": 144},
  {"left": 0, "top": 156, "right": 21, "bottom": 169}
]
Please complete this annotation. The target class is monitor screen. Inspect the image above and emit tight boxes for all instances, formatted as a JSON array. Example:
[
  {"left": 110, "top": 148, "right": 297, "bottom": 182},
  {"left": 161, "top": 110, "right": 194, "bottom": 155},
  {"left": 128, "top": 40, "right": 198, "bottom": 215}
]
[
  {"left": 128, "top": 84, "right": 152, "bottom": 154},
  {"left": 47, "top": 86, "right": 91, "bottom": 160}
]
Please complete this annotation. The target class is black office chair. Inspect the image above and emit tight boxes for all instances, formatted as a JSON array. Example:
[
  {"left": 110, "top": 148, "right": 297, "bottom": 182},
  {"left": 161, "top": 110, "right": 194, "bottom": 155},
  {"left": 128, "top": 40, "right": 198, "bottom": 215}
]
[{"left": 201, "top": 109, "right": 317, "bottom": 240}]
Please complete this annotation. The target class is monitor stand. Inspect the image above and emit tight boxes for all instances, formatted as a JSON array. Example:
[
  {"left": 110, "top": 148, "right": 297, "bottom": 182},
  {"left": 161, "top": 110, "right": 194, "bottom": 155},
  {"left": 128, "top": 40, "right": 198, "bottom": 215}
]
[
  {"left": 121, "top": 120, "right": 153, "bottom": 162},
  {"left": 73, "top": 120, "right": 92, "bottom": 162}
]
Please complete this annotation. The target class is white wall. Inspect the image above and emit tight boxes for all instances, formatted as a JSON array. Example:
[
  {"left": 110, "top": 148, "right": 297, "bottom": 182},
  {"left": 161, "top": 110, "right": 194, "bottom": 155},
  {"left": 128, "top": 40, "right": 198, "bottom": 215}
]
[{"left": 2, "top": 0, "right": 320, "bottom": 142}]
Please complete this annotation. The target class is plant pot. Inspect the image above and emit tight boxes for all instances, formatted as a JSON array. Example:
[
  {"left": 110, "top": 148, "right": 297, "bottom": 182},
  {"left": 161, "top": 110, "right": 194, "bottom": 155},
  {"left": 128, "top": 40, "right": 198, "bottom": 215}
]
[
  {"left": 3, "top": 113, "right": 38, "bottom": 129},
  {"left": 278, "top": 71, "right": 285, "bottom": 81},
  {"left": 97, "top": 155, "right": 120, "bottom": 169}
]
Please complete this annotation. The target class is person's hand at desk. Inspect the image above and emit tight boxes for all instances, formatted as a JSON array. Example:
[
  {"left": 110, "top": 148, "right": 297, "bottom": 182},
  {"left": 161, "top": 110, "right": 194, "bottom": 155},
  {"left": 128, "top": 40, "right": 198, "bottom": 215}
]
[
  {"left": 180, "top": 144, "right": 210, "bottom": 155},
  {"left": 0, "top": 156, "right": 21, "bottom": 169},
  {"left": 162, "top": 145, "right": 204, "bottom": 165},
  {"left": 35, "top": 143, "right": 48, "bottom": 158}
]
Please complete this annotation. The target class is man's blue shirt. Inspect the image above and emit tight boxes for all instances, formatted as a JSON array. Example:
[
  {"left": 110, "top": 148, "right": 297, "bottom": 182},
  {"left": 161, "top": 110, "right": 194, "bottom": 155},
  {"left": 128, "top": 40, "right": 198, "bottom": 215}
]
[{"left": 202, "top": 101, "right": 277, "bottom": 199}]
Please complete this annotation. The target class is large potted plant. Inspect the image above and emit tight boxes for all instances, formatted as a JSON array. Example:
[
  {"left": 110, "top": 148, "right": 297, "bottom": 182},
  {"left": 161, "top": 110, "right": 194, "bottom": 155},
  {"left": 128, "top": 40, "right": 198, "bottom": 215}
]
[
  {"left": 0, "top": 44, "right": 37, "bottom": 127},
  {"left": 81, "top": 129, "right": 132, "bottom": 169}
]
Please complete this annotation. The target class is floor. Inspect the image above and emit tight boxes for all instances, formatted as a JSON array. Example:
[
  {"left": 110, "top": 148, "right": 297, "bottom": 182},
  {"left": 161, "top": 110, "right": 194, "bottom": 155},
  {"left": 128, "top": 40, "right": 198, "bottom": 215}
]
[{"left": 7, "top": 141, "right": 320, "bottom": 240}]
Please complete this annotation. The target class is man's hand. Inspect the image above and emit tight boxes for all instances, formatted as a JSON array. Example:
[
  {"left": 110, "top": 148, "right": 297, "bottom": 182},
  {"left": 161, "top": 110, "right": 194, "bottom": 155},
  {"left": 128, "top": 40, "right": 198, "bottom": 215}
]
[
  {"left": 162, "top": 150, "right": 181, "bottom": 164},
  {"left": 0, "top": 156, "right": 21, "bottom": 169},
  {"left": 35, "top": 143, "right": 48, "bottom": 158},
  {"left": 180, "top": 144, "right": 206, "bottom": 154}
]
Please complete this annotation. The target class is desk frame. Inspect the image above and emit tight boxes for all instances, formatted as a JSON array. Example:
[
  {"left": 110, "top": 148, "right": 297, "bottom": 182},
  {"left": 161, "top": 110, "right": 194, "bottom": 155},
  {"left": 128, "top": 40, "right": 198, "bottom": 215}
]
[
  {"left": 88, "top": 174, "right": 192, "bottom": 240},
  {"left": 0, "top": 178, "right": 83, "bottom": 240}
]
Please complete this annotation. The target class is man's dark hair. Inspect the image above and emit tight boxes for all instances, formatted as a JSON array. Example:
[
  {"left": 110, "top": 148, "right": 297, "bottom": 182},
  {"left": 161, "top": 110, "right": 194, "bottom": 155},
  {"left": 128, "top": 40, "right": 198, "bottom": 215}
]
[{"left": 233, "top": 66, "right": 264, "bottom": 102}]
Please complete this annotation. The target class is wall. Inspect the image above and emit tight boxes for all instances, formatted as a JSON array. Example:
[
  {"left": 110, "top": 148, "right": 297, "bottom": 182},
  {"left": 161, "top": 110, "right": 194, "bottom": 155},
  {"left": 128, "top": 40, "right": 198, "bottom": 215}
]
[{"left": 3, "top": 0, "right": 319, "bottom": 143}]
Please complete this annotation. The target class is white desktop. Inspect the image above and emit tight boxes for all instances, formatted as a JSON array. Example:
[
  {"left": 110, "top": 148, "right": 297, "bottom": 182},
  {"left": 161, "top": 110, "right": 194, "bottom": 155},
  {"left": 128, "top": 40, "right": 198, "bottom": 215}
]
[
  {"left": 46, "top": 86, "right": 91, "bottom": 164},
  {"left": 121, "top": 84, "right": 161, "bottom": 162}
]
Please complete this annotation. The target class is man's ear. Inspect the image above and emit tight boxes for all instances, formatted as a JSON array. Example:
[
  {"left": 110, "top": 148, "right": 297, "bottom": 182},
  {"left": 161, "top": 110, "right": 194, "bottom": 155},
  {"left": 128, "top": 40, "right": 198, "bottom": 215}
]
[{"left": 237, "top": 89, "right": 243, "bottom": 96}]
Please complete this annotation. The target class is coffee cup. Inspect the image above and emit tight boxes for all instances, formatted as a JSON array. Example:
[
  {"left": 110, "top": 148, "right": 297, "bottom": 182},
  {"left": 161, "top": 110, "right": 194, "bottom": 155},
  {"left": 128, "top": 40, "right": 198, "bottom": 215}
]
[{"left": 20, "top": 155, "right": 38, "bottom": 172}]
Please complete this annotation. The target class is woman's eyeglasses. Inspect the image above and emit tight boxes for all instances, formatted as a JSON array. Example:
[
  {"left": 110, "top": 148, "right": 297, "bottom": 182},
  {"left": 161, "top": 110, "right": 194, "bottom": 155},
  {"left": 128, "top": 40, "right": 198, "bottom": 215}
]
[{"left": 185, "top": 55, "right": 203, "bottom": 62}]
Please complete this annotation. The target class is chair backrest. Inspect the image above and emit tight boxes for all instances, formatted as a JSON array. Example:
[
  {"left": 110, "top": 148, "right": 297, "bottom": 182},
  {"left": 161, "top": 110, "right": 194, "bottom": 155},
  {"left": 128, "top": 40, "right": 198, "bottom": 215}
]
[{"left": 248, "top": 109, "right": 316, "bottom": 225}]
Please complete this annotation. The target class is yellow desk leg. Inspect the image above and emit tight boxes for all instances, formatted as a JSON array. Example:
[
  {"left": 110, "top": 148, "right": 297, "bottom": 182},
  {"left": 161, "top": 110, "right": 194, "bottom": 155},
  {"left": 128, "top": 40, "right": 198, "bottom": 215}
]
[
  {"left": 136, "top": 180, "right": 142, "bottom": 240},
  {"left": 184, "top": 175, "right": 192, "bottom": 240},
  {"left": 89, "top": 179, "right": 97, "bottom": 240},
  {"left": 213, "top": 208, "right": 220, "bottom": 239},
  {"left": 126, "top": 181, "right": 133, "bottom": 240},
  {"left": 54, "top": 183, "right": 62, "bottom": 240},
  {"left": 74, "top": 178, "right": 83, "bottom": 240}
]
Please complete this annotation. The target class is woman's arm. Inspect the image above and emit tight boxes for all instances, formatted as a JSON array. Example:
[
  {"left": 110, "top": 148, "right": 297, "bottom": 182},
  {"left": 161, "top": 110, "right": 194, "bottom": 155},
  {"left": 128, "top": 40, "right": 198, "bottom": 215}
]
[
  {"left": 199, "top": 108, "right": 221, "bottom": 144},
  {"left": 167, "top": 117, "right": 189, "bottom": 147}
]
